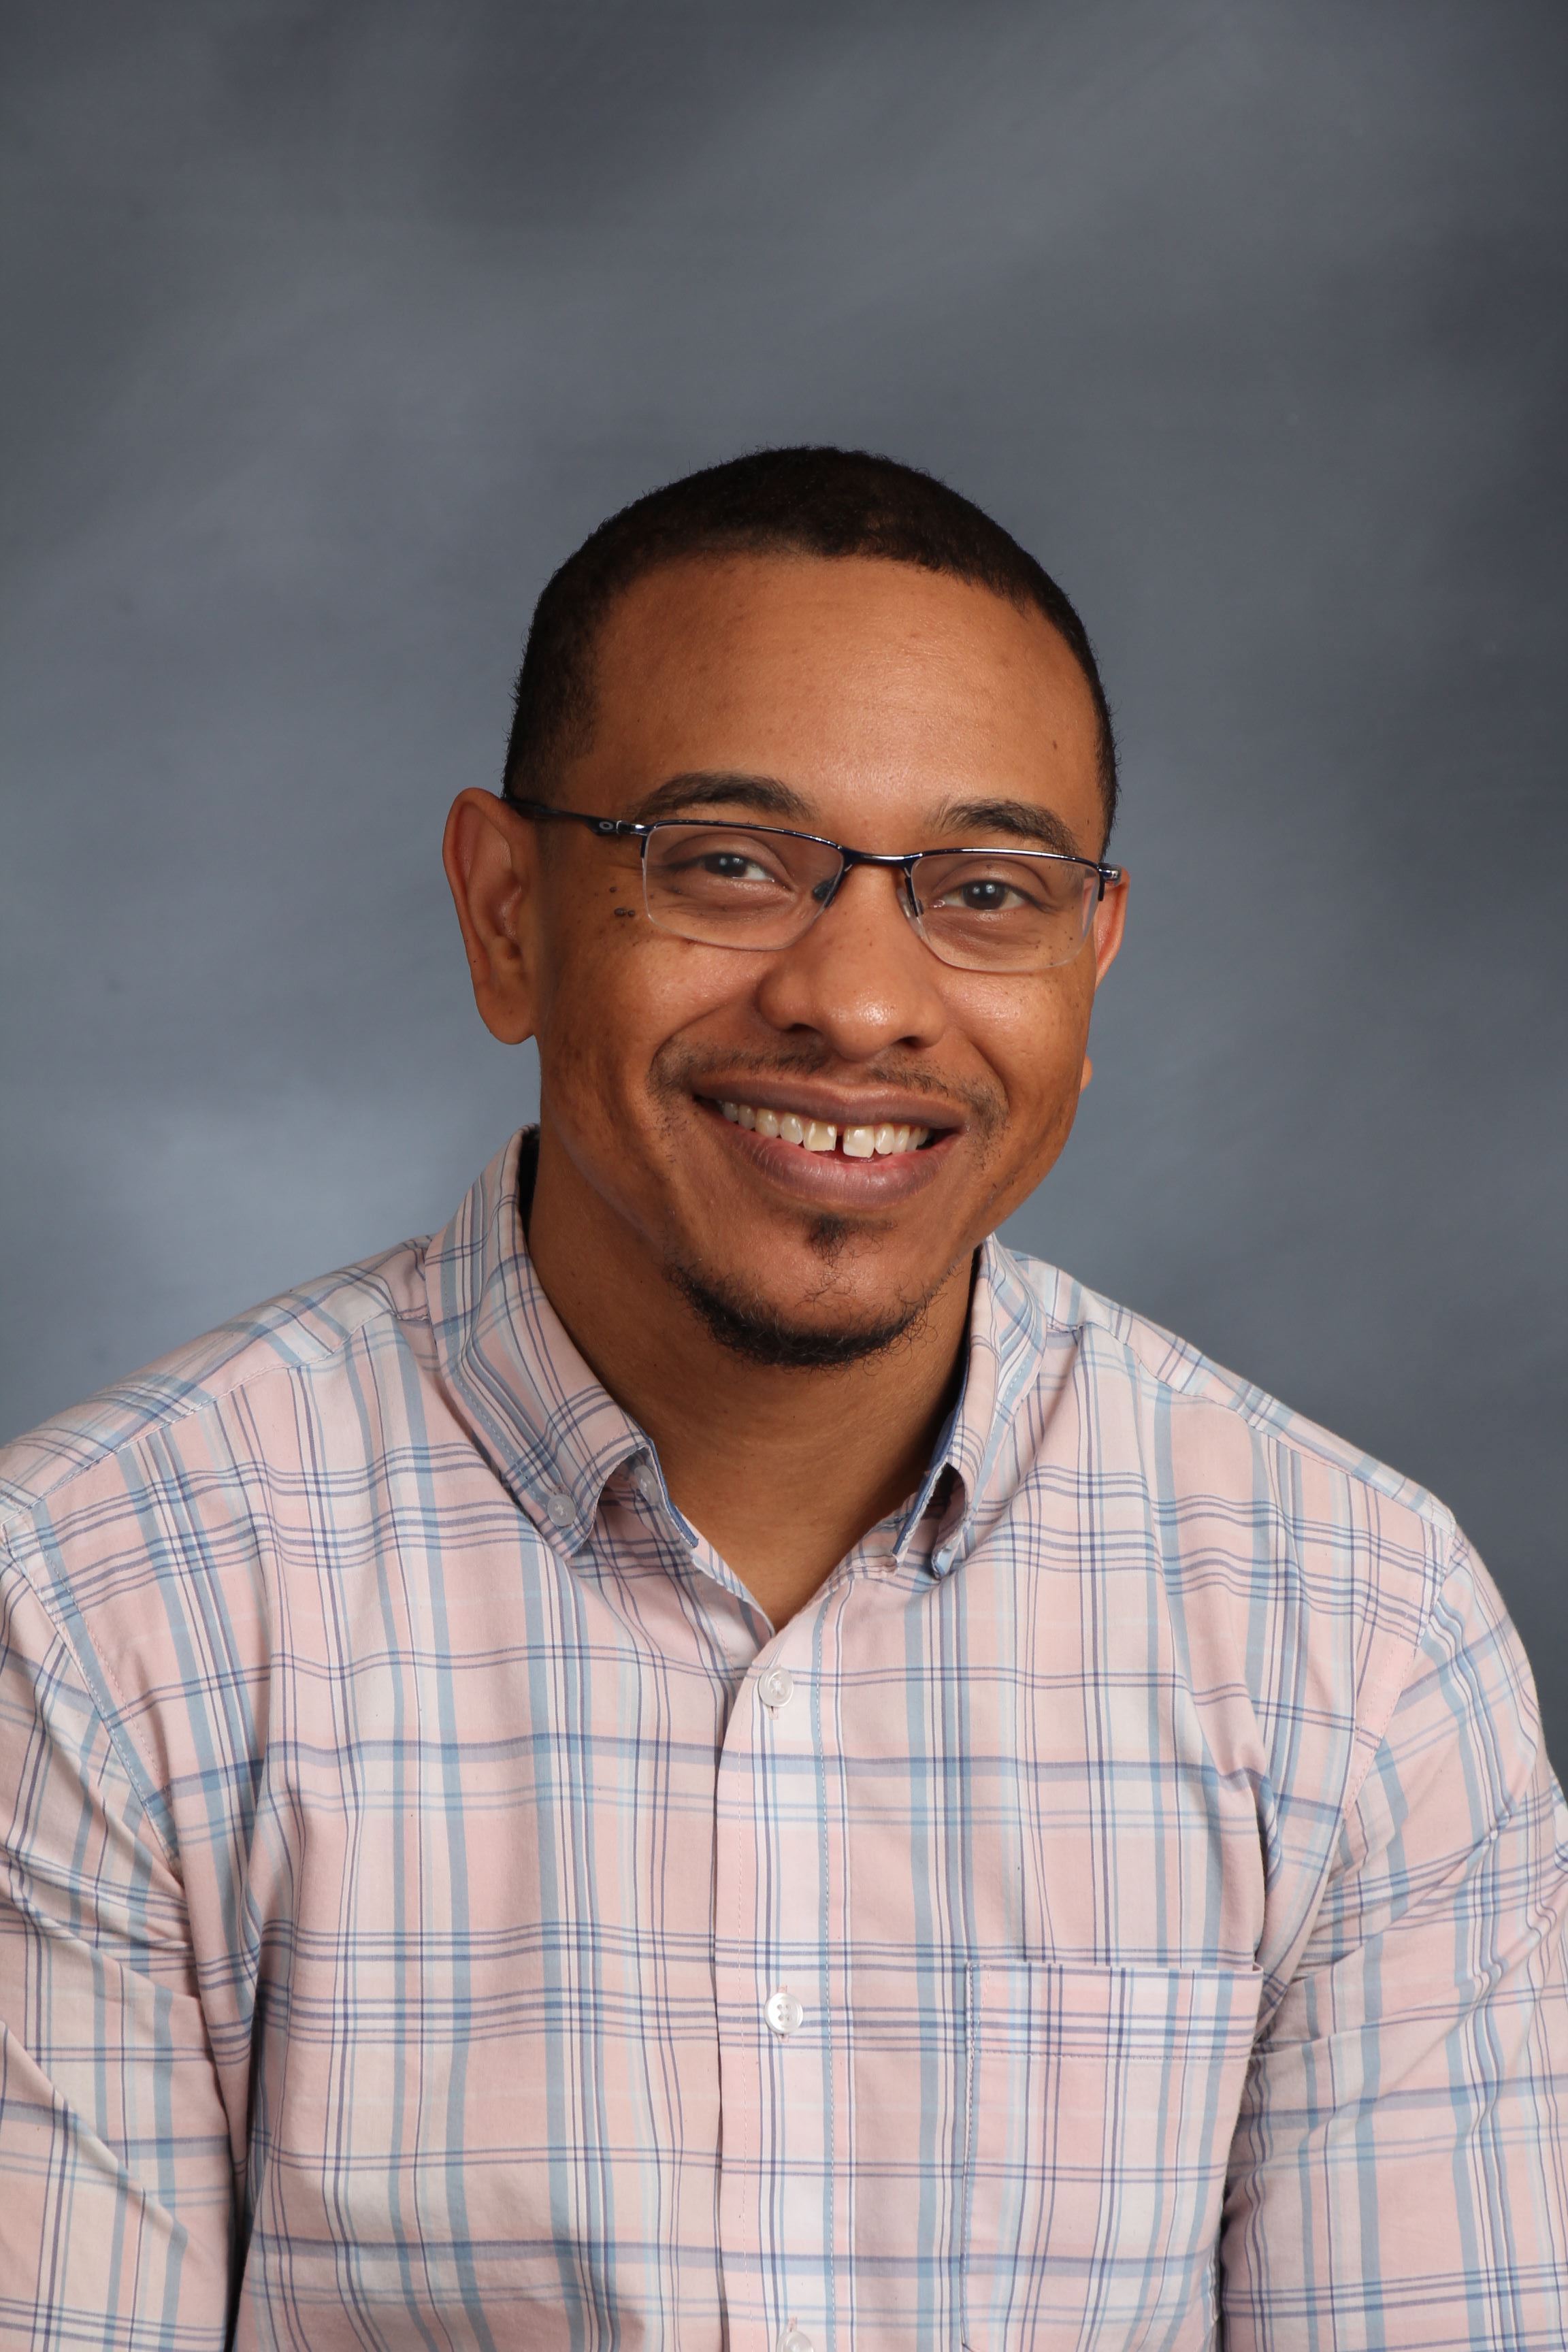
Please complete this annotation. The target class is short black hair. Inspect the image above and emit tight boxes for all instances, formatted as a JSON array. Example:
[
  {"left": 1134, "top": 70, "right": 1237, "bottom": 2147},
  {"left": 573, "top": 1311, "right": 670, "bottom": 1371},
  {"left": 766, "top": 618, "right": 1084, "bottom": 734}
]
[{"left": 502, "top": 445, "right": 1118, "bottom": 843}]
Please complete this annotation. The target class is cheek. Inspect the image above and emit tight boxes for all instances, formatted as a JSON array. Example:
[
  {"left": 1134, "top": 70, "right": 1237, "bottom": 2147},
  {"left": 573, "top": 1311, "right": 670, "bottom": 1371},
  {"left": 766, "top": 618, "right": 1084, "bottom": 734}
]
[
  {"left": 534, "top": 919, "right": 725, "bottom": 1122},
  {"left": 970, "top": 979, "right": 1092, "bottom": 1113},
  {"left": 533, "top": 905, "right": 643, "bottom": 1100}
]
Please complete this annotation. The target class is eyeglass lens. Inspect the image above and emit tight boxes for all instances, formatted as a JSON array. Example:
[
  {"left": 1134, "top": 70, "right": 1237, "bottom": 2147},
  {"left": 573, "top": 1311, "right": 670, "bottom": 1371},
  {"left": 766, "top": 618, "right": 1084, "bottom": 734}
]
[{"left": 640, "top": 822, "right": 1100, "bottom": 973}]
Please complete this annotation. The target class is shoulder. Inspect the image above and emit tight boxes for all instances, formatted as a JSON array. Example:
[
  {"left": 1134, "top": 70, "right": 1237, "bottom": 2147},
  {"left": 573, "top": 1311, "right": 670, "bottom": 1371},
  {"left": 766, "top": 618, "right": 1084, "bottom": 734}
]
[
  {"left": 992, "top": 1239, "right": 1459, "bottom": 1693},
  {"left": 1000, "top": 1239, "right": 1452, "bottom": 1529},
  {"left": 0, "top": 1234, "right": 434, "bottom": 1540},
  {"left": 990, "top": 1245, "right": 1498, "bottom": 1834}
]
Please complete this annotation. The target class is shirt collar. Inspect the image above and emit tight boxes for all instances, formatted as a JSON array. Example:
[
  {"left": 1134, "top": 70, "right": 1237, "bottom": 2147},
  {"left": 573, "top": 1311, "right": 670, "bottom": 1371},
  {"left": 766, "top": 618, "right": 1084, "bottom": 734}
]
[
  {"left": 425, "top": 1127, "right": 1055, "bottom": 1570},
  {"left": 891, "top": 1219, "right": 1053, "bottom": 1576},
  {"left": 424, "top": 1130, "right": 649, "bottom": 1550}
]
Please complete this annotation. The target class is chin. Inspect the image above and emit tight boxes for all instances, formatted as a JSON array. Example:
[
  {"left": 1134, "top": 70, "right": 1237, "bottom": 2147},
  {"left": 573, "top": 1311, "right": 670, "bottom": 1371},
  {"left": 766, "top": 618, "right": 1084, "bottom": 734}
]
[{"left": 668, "top": 1256, "right": 938, "bottom": 1371}]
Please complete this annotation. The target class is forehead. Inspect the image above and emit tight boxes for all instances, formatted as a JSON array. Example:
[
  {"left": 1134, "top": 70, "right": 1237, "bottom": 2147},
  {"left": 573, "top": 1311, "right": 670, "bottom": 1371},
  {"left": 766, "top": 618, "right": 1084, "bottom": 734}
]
[{"left": 577, "top": 553, "right": 1105, "bottom": 846}]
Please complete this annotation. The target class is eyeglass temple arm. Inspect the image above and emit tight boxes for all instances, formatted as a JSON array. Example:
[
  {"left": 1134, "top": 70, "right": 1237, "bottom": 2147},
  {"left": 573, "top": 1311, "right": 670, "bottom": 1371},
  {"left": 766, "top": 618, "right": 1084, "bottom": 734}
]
[{"left": 504, "top": 795, "right": 649, "bottom": 840}]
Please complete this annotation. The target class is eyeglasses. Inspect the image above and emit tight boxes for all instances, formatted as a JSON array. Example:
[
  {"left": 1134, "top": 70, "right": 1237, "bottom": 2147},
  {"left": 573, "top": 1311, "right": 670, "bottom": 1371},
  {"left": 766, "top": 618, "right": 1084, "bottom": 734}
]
[{"left": 505, "top": 796, "right": 1124, "bottom": 975}]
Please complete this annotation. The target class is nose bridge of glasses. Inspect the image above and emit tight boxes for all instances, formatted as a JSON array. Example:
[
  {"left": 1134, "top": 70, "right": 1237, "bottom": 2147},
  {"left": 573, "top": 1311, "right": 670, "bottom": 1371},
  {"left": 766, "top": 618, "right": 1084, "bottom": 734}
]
[{"left": 813, "top": 845, "right": 926, "bottom": 928}]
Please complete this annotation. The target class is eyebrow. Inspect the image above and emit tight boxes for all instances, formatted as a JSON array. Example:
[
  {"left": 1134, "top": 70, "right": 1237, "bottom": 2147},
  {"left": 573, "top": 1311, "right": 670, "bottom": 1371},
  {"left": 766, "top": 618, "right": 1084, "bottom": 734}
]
[
  {"left": 627, "top": 772, "right": 1088, "bottom": 860},
  {"left": 627, "top": 770, "right": 814, "bottom": 825},
  {"left": 930, "top": 797, "right": 1085, "bottom": 860}
]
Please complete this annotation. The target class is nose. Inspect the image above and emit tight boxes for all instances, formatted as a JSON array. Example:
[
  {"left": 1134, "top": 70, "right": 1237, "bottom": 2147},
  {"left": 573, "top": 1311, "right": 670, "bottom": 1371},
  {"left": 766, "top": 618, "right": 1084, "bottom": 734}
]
[{"left": 750, "top": 861, "right": 951, "bottom": 1060}]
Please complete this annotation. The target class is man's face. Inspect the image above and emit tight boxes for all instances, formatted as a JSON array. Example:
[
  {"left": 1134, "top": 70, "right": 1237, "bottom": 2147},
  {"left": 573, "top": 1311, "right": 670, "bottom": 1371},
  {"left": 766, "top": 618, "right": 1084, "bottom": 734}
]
[{"left": 467, "top": 553, "right": 1125, "bottom": 1360}]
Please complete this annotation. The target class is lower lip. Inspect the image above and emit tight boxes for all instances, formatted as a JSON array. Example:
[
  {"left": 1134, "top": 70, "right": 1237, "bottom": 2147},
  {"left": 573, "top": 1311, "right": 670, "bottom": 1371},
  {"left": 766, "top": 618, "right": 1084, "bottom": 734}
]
[{"left": 699, "top": 1100, "right": 958, "bottom": 1206}]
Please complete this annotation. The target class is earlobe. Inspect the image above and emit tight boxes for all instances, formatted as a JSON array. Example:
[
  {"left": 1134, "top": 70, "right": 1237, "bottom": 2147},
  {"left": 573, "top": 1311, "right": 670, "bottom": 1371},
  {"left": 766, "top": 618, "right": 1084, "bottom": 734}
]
[
  {"left": 441, "top": 789, "right": 540, "bottom": 1045},
  {"left": 1080, "top": 1054, "right": 1094, "bottom": 1092}
]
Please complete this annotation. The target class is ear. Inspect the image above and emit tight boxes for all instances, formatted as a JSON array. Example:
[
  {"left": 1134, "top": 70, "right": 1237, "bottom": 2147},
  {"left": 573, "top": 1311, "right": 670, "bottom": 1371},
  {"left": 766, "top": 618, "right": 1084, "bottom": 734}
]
[
  {"left": 1090, "top": 869, "right": 1128, "bottom": 985},
  {"left": 1080, "top": 874, "right": 1128, "bottom": 1094},
  {"left": 442, "top": 789, "right": 540, "bottom": 1044}
]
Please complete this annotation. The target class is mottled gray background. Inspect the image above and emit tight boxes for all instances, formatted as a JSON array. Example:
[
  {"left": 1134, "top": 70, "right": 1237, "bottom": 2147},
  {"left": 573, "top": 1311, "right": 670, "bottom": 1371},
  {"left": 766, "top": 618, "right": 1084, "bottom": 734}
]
[{"left": 3, "top": 2, "right": 1565, "bottom": 1753}]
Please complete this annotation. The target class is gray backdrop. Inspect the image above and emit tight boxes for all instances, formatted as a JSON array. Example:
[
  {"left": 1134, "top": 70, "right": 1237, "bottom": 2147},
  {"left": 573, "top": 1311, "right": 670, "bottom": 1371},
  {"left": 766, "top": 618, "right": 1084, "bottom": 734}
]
[{"left": 3, "top": 2, "right": 1565, "bottom": 1757}]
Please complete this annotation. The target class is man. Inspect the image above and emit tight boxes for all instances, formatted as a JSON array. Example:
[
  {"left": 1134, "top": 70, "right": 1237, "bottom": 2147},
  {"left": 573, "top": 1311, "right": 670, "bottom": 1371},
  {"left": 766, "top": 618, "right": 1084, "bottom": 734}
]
[{"left": 1, "top": 448, "right": 1563, "bottom": 2351}]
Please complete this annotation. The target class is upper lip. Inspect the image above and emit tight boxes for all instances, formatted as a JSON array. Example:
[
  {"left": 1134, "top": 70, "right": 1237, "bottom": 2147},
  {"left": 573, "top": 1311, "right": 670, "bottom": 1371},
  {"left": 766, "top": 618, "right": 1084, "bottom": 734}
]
[{"left": 695, "top": 1083, "right": 962, "bottom": 1133}]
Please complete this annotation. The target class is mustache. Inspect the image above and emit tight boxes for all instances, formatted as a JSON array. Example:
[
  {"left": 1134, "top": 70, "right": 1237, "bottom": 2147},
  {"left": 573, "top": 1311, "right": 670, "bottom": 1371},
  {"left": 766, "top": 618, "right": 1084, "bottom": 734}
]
[{"left": 651, "top": 1041, "right": 1006, "bottom": 1134}]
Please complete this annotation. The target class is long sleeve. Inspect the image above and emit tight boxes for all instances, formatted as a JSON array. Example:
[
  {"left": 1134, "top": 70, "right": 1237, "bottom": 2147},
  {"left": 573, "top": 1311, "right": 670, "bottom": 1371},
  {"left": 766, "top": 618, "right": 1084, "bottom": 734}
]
[
  {"left": 0, "top": 1544, "right": 235, "bottom": 2347},
  {"left": 1222, "top": 1533, "right": 1568, "bottom": 2347}
]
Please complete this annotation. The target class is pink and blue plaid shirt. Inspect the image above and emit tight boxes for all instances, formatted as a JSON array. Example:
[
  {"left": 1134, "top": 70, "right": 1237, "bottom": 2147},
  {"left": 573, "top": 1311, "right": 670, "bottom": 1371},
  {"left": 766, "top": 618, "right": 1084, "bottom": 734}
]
[{"left": 1, "top": 1128, "right": 1565, "bottom": 2349}]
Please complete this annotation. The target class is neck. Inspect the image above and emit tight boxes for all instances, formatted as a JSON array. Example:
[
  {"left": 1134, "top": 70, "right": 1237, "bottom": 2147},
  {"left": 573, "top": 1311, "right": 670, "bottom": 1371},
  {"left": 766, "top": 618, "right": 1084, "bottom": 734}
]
[{"left": 523, "top": 1126, "right": 973, "bottom": 1626}]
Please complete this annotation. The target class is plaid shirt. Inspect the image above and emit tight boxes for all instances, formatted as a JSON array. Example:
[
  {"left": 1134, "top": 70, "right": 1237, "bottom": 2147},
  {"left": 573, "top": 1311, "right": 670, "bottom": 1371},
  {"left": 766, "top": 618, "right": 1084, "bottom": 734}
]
[{"left": 1, "top": 1128, "right": 1564, "bottom": 2351}]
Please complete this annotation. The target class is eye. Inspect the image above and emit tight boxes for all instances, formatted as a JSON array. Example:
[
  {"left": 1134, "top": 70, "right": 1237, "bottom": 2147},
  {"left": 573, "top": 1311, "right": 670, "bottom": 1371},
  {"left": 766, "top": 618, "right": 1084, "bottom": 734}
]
[
  {"left": 917, "top": 851, "right": 1078, "bottom": 924},
  {"left": 950, "top": 877, "right": 1024, "bottom": 912},
  {"left": 649, "top": 828, "right": 802, "bottom": 904},
  {"left": 697, "top": 851, "right": 773, "bottom": 882},
  {"left": 930, "top": 872, "right": 1036, "bottom": 915}
]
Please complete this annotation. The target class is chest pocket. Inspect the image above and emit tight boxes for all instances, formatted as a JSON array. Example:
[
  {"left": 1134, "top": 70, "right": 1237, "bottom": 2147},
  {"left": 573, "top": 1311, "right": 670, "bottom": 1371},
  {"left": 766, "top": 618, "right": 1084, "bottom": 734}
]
[{"left": 962, "top": 1961, "right": 1262, "bottom": 2351}]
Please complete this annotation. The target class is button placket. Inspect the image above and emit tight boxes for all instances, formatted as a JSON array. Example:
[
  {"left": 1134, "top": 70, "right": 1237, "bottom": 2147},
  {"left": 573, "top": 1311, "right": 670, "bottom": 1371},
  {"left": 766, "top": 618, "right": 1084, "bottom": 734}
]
[
  {"left": 715, "top": 1629, "right": 834, "bottom": 2347},
  {"left": 757, "top": 1656, "right": 807, "bottom": 2054}
]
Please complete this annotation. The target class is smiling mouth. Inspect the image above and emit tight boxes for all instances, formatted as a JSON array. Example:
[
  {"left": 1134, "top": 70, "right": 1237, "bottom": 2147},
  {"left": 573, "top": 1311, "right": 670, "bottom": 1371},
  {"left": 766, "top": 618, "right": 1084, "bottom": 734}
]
[{"left": 715, "top": 1098, "right": 934, "bottom": 1158}]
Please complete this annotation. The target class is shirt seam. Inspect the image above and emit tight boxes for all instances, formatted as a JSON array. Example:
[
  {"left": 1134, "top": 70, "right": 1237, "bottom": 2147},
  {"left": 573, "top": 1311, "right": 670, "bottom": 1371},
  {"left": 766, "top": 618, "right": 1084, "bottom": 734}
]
[
  {"left": 0, "top": 1529, "right": 182, "bottom": 1876},
  {"left": 1337, "top": 1526, "right": 1501, "bottom": 1824},
  {"left": 1025, "top": 1309, "right": 1458, "bottom": 1550},
  {"left": 0, "top": 1289, "right": 433, "bottom": 1539}
]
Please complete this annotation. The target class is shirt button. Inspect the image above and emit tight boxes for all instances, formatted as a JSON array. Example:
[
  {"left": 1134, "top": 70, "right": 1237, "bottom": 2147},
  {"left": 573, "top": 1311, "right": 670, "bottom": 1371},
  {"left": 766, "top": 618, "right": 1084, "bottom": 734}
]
[
  {"left": 544, "top": 1492, "right": 575, "bottom": 1526},
  {"left": 764, "top": 1988, "right": 804, "bottom": 2038},
  {"left": 757, "top": 1665, "right": 794, "bottom": 1712},
  {"left": 777, "top": 2327, "right": 814, "bottom": 2352},
  {"left": 634, "top": 1466, "right": 659, "bottom": 1503}
]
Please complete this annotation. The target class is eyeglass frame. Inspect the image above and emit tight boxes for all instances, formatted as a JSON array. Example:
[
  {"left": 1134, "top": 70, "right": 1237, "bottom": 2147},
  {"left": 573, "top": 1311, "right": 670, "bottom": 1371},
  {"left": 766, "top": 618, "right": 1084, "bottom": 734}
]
[{"left": 503, "top": 793, "right": 1126, "bottom": 970}]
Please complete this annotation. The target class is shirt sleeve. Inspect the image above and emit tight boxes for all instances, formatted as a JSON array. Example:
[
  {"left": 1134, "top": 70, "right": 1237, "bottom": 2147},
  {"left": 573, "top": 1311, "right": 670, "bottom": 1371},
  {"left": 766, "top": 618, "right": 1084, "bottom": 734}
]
[
  {"left": 1221, "top": 1530, "right": 1568, "bottom": 2348},
  {"left": 0, "top": 1541, "right": 235, "bottom": 2347}
]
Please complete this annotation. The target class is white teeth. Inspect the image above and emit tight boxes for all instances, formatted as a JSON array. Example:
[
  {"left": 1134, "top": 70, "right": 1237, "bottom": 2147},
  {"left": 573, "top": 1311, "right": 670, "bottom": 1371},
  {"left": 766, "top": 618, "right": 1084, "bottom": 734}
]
[{"left": 718, "top": 1100, "right": 936, "bottom": 1156}]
